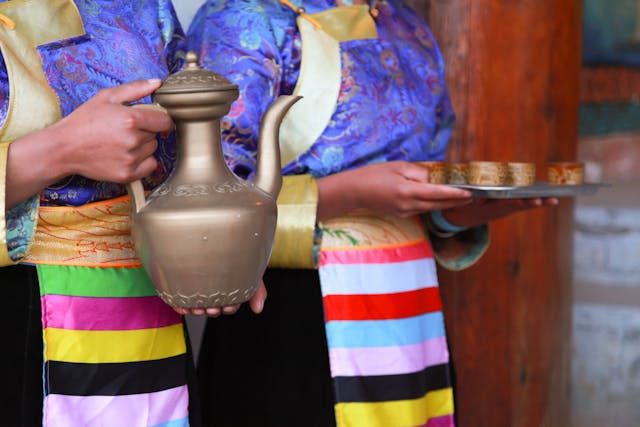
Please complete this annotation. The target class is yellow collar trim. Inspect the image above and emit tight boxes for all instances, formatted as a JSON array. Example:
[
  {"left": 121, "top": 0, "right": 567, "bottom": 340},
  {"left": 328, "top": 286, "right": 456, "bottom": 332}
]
[
  {"left": 280, "top": 1, "right": 378, "bottom": 41},
  {"left": 0, "top": 0, "right": 85, "bottom": 47}
]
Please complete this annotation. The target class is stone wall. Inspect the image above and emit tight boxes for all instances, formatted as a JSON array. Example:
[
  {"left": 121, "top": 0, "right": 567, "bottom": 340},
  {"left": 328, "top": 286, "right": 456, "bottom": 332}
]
[
  {"left": 573, "top": 131, "right": 640, "bottom": 426},
  {"left": 574, "top": 4, "right": 640, "bottom": 424}
]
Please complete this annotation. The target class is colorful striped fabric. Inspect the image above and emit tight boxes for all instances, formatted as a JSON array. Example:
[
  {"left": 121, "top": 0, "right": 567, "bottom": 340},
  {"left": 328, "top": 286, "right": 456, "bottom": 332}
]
[
  {"left": 37, "top": 264, "right": 190, "bottom": 427},
  {"left": 318, "top": 214, "right": 455, "bottom": 427}
]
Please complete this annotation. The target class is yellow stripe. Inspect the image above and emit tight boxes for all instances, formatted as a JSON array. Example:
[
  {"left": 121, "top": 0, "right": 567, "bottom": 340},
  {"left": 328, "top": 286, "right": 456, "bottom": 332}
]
[
  {"left": 334, "top": 388, "right": 454, "bottom": 427},
  {"left": 44, "top": 324, "right": 186, "bottom": 364}
]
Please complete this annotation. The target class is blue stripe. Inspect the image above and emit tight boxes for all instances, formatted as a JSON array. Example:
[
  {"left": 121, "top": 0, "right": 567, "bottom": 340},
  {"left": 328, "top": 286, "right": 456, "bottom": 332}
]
[
  {"left": 150, "top": 417, "right": 189, "bottom": 427},
  {"left": 318, "top": 257, "right": 438, "bottom": 296},
  {"left": 325, "top": 311, "right": 447, "bottom": 349}
]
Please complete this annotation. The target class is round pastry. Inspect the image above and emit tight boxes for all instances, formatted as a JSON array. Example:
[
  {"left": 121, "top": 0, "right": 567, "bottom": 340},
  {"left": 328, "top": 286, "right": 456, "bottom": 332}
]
[
  {"left": 506, "top": 162, "right": 536, "bottom": 186},
  {"left": 547, "top": 161, "right": 584, "bottom": 185},
  {"left": 416, "top": 161, "right": 447, "bottom": 184},
  {"left": 445, "top": 162, "right": 469, "bottom": 185},
  {"left": 468, "top": 161, "right": 508, "bottom": 186}
]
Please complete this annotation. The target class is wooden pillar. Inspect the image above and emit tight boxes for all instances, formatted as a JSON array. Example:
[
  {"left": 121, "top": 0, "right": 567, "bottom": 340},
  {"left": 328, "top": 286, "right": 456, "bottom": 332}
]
[{"left": 421, "top": 1, "right": 582, "bottom": 426}]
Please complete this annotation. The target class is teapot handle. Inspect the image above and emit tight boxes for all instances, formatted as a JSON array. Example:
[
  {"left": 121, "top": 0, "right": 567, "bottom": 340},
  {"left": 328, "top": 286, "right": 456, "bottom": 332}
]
[{"left": 126, "top": 103, "right": 169, "bottom": 214}]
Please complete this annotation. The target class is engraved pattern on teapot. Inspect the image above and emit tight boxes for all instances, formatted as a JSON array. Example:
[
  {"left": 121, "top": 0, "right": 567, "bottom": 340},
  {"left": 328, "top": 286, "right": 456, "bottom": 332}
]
[
  {"left": 174, "top": 184, "right": 211, "bottom": 197},
  {"left": 170, "top": 181, "right": 250, "bottom": 197},
  {"left": 170, "top": 73, "right": 230, "bottom": 86},
  {"left": 158, "top": 286, "right": 257, "bottom": 308}
]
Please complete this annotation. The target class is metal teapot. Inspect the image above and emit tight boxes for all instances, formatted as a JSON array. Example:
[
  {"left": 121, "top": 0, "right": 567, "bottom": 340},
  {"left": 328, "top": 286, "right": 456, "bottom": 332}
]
[{"left": 127, "top": 52, "right": 300, "bottom": 308}]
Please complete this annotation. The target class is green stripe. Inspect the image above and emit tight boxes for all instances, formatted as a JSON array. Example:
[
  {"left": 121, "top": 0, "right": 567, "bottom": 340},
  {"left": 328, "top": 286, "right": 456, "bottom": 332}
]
[{"left": 36, "top": 265, "right": 158, "bottom": 297}]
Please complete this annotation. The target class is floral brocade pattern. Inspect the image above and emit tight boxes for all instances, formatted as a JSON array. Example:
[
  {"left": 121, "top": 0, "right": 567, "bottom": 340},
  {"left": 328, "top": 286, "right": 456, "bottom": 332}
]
[
  {"left": 1, "top": 0, "right": 186, "bottom": 260},
  {"left": 188, "top": 0, "right": 455, "bottom": 179},
  {"left": 5, "top": 197, "right": 39, "bottom": 261},
  {"left": 0, "top": 0, "right": 186, "bottom": 207}
]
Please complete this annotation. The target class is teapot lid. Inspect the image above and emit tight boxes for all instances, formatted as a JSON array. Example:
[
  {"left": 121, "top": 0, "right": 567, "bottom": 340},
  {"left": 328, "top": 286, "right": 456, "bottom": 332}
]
[{"left": 155, "top": 51, "right": 238, "bottom": 94}]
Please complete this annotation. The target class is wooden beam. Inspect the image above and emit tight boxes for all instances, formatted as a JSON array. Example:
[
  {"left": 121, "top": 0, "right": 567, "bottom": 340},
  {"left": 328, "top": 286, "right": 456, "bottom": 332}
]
[{"left": 420, "top": 1, "right": 581, "bottom": 425}]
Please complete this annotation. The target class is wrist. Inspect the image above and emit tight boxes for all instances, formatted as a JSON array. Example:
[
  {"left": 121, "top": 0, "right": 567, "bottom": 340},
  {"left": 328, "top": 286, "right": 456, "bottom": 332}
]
[
  {"left": 430, "top": 210, "right": 468, "bottom": 234},
  {"left": 31, "top": 123, "right": 73, "bottom": 180}
]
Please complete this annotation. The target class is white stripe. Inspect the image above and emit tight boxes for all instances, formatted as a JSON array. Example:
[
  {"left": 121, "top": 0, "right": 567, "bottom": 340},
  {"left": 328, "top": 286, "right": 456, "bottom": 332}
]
[{"left": 318, "top": 257, "right": 438, "bottom": 296}]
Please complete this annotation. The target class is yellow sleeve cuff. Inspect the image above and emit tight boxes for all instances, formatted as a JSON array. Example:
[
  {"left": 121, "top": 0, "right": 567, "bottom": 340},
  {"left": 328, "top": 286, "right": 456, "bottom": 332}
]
[{"left": 268, "top": 174, "right": 318, "bottom": 269}]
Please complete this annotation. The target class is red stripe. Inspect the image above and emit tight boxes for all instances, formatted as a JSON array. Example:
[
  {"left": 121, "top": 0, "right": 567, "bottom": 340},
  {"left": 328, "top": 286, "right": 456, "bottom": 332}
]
[
  {"left": 320, "top": 239, "right": 433, "bottom": 266},
  {"left": 323, "top": 286, "right": 442, "bottom": 322},
  {"left": 42, "top": 294, "right": 182, "bottom": 331}
]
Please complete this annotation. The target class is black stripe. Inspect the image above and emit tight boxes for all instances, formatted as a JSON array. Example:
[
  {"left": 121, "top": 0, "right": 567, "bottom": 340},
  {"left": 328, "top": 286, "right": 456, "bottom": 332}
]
[
  {"left": 46, "top": 354, "right": 188, "bottom": 396},
  {"left": 333, "top": 362, "right": 452, "bottom": 403}
]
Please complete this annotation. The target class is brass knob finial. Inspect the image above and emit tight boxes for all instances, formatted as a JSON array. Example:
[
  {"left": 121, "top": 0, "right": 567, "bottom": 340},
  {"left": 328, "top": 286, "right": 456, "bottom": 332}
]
[{"left": 185, "top": 51, "right": 200, "bottom": 69}]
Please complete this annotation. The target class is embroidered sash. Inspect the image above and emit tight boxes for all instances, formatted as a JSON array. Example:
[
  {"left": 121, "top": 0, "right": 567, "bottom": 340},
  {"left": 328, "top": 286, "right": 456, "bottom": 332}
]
[
  {"left": 0, "top": 3, "right": 190, "bottom": 425},
  {"left": 281, "top": 6, "right": 456, "bottom": 426}
]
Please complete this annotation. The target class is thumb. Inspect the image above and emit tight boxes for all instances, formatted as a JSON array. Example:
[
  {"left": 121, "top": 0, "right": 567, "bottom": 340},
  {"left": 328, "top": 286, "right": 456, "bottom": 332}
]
[{"left": 103, "top": 78, "right": 163, "bottom": 105}]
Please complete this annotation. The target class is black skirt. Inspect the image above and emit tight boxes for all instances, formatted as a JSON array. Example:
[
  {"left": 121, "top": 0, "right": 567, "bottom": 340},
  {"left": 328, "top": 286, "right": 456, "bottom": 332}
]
[
  {"left": 197, "top": 268, "right": 336, "bottom": 427},
  {"left": 1, "top": 264, "right": 43, "bottom": 427}
]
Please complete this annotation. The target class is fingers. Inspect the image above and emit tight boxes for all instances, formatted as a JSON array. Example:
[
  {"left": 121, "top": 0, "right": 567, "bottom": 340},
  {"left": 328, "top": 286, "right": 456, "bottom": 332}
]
[
  {"left": 249, "top": 281, "right": 268, "bottom": 314},
  {"left": 129, "top": 137, "right": 159, "bottom": 172},
  {"left": 171, "top": 280, "right": 267, "bottom": 318},
  {"left": 410, "top": 181, "right": 473, "bottom": 201},
  {"left": 402, "top": 162, "right": 430, "bottom": 183},
  {"left": 462, "top": 197, "right": 559, "bottom": 221},
  {"left": 503, "top": 197, "right": 559, "bottom": 211},
  {"left": 100, "top": 78, "right": 163, "bottom": 105},
  {"left": 98, "top": 79, "right": 173, "bottom": 133},
  {"left": 172, "top": 307, "right": 225, "bottom": 317},
  {"left": 130, "top": 105, "right": 174, "bottom": 133},
  {"left": 108, "top": 146, "right": 158, "bottom": 184}
]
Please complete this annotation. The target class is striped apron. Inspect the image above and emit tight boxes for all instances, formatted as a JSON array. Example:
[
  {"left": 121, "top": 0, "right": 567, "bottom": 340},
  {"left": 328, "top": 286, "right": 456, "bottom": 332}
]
[
  {"left": 319, "top": 214, "right": 454, "bottom": 426},
  {"left": 29, "top": 199, "right": 190, "bottom": 427}
]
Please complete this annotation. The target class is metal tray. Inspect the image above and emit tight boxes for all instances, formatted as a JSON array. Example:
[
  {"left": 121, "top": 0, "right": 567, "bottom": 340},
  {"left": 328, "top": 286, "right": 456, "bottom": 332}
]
[{"left": 449, "top": 182, "right": 610, "bottom": 199}]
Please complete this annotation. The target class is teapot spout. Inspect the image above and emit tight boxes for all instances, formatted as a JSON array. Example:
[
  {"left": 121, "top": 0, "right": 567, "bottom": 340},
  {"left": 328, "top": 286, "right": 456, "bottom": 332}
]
[{"left": 253, "top": 95, "right": 302, "bottom": 198}]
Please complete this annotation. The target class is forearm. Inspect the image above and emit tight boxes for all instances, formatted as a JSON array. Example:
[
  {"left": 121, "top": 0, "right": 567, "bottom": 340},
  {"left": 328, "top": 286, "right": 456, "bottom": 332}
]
[
  {"left": 5, "top": 126, "right": 68, "bottom": 209},
  {"left": 316, "top": 172, "right": 361, "bottom": 222}
]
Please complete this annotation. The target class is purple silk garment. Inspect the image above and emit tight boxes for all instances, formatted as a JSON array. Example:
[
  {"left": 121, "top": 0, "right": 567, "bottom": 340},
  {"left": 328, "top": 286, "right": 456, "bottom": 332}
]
[
  {"left": 0, "top": 0, "right": 186, "bottom": 207},
  {"left": 187, "top": 0, "right": 455, "bottom": 179}
]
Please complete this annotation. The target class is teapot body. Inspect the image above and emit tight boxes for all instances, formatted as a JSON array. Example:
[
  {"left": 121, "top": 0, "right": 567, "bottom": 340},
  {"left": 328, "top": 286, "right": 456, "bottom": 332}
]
[{"left": 131, "top": 171, "right": 276, "bottom": 308}]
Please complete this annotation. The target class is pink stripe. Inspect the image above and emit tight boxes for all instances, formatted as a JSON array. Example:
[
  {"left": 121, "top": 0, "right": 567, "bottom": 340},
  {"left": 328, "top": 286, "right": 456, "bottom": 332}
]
[
  {"left": 44, "top": 385, "right": 188, "bottom": 427},
  {"left": 320, "top": 240, "right": 433, "bottom": 266},
  {"left": 42, "top": 294, "right": 182, "bottom": 330},
  {"left": 328, "top": 336, "right": 449, "bottom": 377},
  {"left": 419, "top": 414, "right": 455, "bottom": 427}
]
